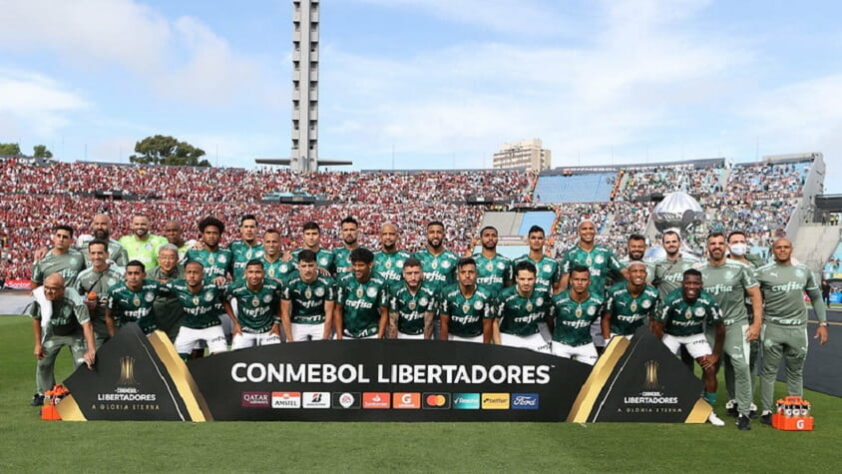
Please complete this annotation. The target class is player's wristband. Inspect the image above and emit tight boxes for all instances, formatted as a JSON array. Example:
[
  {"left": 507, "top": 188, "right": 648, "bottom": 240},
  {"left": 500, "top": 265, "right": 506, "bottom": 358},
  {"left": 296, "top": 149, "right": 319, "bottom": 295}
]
[{"left": 819, "top": 322, "right": 828, "bottom": 327}]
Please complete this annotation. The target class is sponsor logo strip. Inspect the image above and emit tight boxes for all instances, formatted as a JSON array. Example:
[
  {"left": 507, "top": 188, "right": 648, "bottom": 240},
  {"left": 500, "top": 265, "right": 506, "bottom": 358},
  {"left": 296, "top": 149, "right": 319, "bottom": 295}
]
[
  {"left": 392, "top": 392, "right": 421, "bottom": 409},
  {"left": 481, "top": 393, "right": 510, "bottom": 410},
  {"left": 363, "top": 392, "right": 391, "bottom": 409},
  {"left": 452, "top": 393, "right": 480, "bottom": 410},
  {"left": 272, "top": 391, "right": 301, "bottom": 409},
  {"left": 511, "top": 393, "right": 539, "bottom": 410},
  {"left": 241, "top": 391, "right": 270, "bottom": 408},
  {"left": 302, "top": 392, "right": 331, "bottom": 409},
  {"left": 422, "top": 392, "right": 451, "bottom": 410}
]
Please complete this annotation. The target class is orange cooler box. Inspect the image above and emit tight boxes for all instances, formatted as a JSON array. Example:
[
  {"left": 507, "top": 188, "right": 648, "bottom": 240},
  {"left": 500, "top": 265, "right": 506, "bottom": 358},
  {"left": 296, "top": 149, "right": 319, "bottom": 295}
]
[{"left": 771, "top": 396, "right": 814, "bottom": 431}]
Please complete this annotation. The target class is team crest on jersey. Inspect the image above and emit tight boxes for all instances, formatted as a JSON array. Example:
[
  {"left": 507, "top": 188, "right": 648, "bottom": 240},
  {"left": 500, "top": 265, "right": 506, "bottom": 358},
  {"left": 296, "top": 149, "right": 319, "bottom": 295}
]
[
  {"left": 208, "top": 254, "right": 215, "bottom": 265},
  {"left": 192, "top": 296, "right": 200, "bottom": 305},
  {"left": 694, "top": 307, "right": 706, "bottom": 317},
  {"left": 441, "top": 260, "right": 451, "bottom": 269},
  {"left": 246, "top": 249, "right": 253, "bottom": 259},
  {"left": 144, "top": 292, "right": 155, "bottom": 303},
  {"left": 723, "top": 270, "right": 733, "bottom": 281},
  {"left": 319, "top": 257, "right": 328, "bottom": 266},
  {"left": 204, "top": 291, "right": 214, "bottom": 302},
  {"left": 366, "top": 287, "right": 378, "bottom": 298},
  {"left": 107, "top": 278, "right": 117, "bottom": 287},
  {"left": 396, "top": 259, "right": 405, "bottom": 268},
  {"left": 525, "top": 301, "right": 533, "bottom": 312},
  {"left": 268, "top": 268, "right": 276, "bottom": 277},
  {"left": 252, "top": 297, "right": 260, "bottom": 307},
  {"left": 280, "top": 264, "right": 289, "bottom": 273},
  {"left": 642, "top": 300, "right": 651, "bottom": 309},
  {"left": 595, "top": 254, "right": 604, "bottom": 264},
  {"left": 385, "top": 260, "right": 392, "bottom": 269},
  {"left": 408, "top": 300, "right": 417, "bottom": 311},
  {"left": 133, "top": 295, "right": 141, "bottom": 307},
  {"left": 145, "top": 243, "right": 153, "bottom": 251},
  {"left": 315, "top": 287, "right": 325, "bottom": 298},
  {"left": 70, "top": 256, "right": 80, "bottom": 267},
  {"left": 543, "top": 264, "right": 551, "bottom": 272},
  {"left": 419, "top": 297, "right": 429, "bottom": 307},
  {"left": 474, "top": 300, "right": 484, "bottom": 310},
  {"left": 486, "top": 262, "right": 494, "bottom": 272},
  {"left": 575, "top": 306, "right": 583, "bottom": 317},
  {"left": 497, "top": 261, "right": 505, "bottom": 270},
  {"left": 794, "top": 269, "right": 805, "bottom": 279},
  {"left": 536, "top": 297, "right": 544, "bottom": 307},
  {"left": 462, "top": 303, "right": 471, "bottom": 314},
  {"left": 585, "top": 256, "right": 593, "bottom": 266},
  {"left": 218, "top": 255, "right": 227, "bottom": 263},
  {"left": 587, "top": 305, "right": 596, "bottom": 316},
  {"left": 263, "top": 294, "right": 273, "bottom": 303}
]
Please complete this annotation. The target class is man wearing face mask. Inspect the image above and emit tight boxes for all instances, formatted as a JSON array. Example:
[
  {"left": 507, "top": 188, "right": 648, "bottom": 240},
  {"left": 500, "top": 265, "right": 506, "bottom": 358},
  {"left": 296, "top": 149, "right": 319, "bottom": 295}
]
[{"left": 149, "top": 244, "right": 186, "bottom": 341}]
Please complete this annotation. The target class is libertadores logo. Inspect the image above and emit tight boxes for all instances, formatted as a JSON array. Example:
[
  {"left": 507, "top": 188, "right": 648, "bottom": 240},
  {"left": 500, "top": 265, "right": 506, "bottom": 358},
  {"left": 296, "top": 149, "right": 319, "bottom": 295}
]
[
  {"left": 422, "top": 393, "right": 451, "bottom": 409},
  {"left": 242, "top": 392, "right": 271, "bottom": 408},
  {"left": 481, "top": 393, "right": 510, "bottom": 409},
  {"left": 363, "top": 392, "right": 391, "bottom": 409},
  {"left": 392, "top": 392, "right": 421, "bottom": 409}
]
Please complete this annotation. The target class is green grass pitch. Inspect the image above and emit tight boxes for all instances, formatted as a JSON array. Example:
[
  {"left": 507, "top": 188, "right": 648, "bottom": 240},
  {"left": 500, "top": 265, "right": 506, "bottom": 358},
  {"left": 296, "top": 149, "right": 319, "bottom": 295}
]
[{"left": 0, "top": 315, "right": 839, "bottom": 472}]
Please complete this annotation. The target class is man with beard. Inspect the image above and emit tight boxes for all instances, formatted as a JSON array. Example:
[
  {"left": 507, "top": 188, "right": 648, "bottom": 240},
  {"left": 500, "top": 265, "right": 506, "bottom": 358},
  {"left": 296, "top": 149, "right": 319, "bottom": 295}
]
[
  {"left": 472, "top": 226, "right": 513, "bottom": 300},
  {"left": 373, "top": 223, "right": 411, "bottom": 288},
  {"left": 757, "top": 238, "right": 829, "bottom": 425},
  {"left": 559, "top": 220, "right": 625, "bottom": 350},
  {"left": 149, "top": 244, "right": 186, "bottom": 341},
  {"left": 389, "top": 258, "right": 437, "bottom": 339},
  {"left": 292, "top": 221, "right": 335, "bottom": 275},
  {"left": 281, "top": 250, "right": 336, "bottom": 341},
  {"left": 549, "top": 266, "right": 603, "bottom": 364},
  {"left": 654, "top": 269, "right": 726, "bottom": 426},
  {"left": 119, "top": 214, "right": 167, "bottom": 269},
  {"left": 653, "top": 230, "right": 699, "bottom": 369},
  {"left": 168, "top": 261, "right": 228, "bottom": 359},
  {"left": 333, "top": 217, "right": 361, "bottom": 276},
  {"left": 230, "top": 214, "right": 264, "bottom": 282},
  {"left": 496, "top": 261, "right": 552, "bottom": 352},
  {"left": 75, "top": 239, "right": 124, "bottom": 348},
  {"left": 601, "top": 261, "right": 659, "bottom": 341},
  {"left": 697, "top": 232, "right": 763, "bottom": 430},
  {"left": 335, "top": 248, "right": 389, "bottom": 339},
  {"left": 163, "top": 221, "right": 194, "bottom": 259},
  {"left": 185, "top": 217, "right": 233, "bottom": 281},
  {"left": 224, "top": 260, "right": 283, "bottom": 349},
  {"left": 262, "top": 229, "right": 296, "bottom": 284},
  {"left": 413, "top": 221, "right": 459, "bottom": 295},
  {"left": 620, "top": 234, "right": 654, "bottom": 284}
]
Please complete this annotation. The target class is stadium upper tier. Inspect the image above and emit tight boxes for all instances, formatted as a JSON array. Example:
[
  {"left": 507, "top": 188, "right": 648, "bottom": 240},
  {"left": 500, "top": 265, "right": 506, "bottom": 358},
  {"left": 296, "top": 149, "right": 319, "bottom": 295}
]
[
  {"left": 533, "top": 173, "right": 616, "bottom": 203},
  {"left": 0, "top": 156, "right": 816, "bottom": 281}
]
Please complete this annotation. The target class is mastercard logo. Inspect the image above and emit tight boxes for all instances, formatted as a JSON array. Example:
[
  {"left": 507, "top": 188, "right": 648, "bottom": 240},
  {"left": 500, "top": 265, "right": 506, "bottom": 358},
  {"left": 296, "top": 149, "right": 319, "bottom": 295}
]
[{"left": 422, "top": 392, "right": 451, "bottom": 410}]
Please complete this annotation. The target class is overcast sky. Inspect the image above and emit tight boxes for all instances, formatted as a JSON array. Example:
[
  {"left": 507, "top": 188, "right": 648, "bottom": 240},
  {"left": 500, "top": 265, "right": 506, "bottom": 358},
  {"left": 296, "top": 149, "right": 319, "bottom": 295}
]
[{"left": 1, "top": 0, "right": 840, "bottom": 190}]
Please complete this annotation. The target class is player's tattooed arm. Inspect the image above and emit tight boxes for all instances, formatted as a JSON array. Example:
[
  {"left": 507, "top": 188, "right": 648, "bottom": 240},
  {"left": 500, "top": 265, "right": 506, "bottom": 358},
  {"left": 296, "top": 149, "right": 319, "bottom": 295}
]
[
  {"left": 388, "top": 312, "right": 399, "bottom": 339},
  {"left": 423, "top": 311, "right": 434, "bottom": 340}
]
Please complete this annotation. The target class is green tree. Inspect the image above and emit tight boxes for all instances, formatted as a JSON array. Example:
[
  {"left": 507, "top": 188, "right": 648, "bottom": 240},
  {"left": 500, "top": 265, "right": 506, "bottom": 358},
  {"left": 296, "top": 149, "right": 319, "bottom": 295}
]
[
  {"left": 0, "top": 143, "right": 21, "bottom": 155},
  {"left": 33, "top": 145, "right": 53, "bottom": 158},
  {"left": 129, "top": 135, "right": 210, "bottom": 167}
]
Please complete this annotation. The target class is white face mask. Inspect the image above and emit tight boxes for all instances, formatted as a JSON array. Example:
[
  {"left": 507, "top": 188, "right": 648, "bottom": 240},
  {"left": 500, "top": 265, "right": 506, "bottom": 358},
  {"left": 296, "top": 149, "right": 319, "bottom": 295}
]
[{"left": 729, "top": 243, "right": 748, "bottom": 257}]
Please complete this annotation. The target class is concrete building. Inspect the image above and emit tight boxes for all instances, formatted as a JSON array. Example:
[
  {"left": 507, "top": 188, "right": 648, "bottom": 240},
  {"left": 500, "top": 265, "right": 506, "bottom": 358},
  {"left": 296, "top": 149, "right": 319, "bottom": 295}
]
[
  {"left": 492, "top": 139, "right": 552, "bottom": 172},
  {"left": 291, "top": 0, "right": 319, "bottom": 172}
]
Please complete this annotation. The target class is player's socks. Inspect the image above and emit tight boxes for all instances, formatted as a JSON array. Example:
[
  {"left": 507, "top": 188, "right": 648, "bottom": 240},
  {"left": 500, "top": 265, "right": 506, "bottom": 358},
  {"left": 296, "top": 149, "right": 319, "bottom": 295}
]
[{"left": 703, "top": 392, "right": 717, "bottom": 406}]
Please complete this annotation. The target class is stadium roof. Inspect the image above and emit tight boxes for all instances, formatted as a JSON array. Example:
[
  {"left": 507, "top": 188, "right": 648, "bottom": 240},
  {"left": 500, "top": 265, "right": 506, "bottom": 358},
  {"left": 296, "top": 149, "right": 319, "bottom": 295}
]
[{"left": 540, "top": 157, "right": 726, "bottom": 176}]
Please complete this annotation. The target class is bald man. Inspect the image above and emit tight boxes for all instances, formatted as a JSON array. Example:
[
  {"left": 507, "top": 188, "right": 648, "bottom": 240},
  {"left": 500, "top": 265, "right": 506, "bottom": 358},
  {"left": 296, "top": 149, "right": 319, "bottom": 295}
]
[
  {"left": 163, "top": 220, "right": 195, "bottom": 259},
  {"left": 29, "top": 273, "right": 96, "bottom": 406},
  {"left": 756, "top": 238, "right": 829, "bottom": 425},
  {"left": 373, "top": 223, "right": 411, "bottom": 288}
]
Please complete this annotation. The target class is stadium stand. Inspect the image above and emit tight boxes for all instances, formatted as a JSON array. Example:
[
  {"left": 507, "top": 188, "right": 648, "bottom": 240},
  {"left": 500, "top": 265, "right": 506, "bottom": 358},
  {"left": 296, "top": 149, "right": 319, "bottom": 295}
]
[
  {"left": 517, "top": 211, "right": 556, "bottom": 235},
  {"left": 533, "top": 172, "right": 616, "bottom": 203}
]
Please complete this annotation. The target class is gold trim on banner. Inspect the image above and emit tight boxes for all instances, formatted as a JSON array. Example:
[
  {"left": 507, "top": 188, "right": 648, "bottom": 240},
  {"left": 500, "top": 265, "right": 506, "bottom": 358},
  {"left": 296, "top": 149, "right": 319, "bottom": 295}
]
[
  {"left": 567, "top": 336, "right": 630, "bottom": 423},
  {"left": 148, "top": 330, "right": 213, "bottom": 422},
  {"left": 56, "top": 394, "right": 87, "bottom": 421},
  {"left": 685, "top": 398, "right": 713, "bottom": 423}
]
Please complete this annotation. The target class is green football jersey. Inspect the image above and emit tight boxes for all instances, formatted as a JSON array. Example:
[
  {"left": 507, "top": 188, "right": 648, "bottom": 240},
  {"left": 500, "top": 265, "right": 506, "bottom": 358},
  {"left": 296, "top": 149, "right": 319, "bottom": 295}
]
[
  {"left": 165, "top": 280, "right": 224, "bottom": 329},
  {"left": 337, "top": 273, "right": 390, "bottom": 338},
  {"left": 604, "top": 282, "right": 659, "bottom": 336},
  {"left": 550, "top": 291, "right": 604, "bottom": 346},
  {"left": 229, "top": 240, "right": 264, "bottom": 281},
  {"left": 334, "top": 246, "right": 364, "bottom": 276},
  {"left": 697, "top": 259, "right": 758, "bottom": 326},
  {"left": 118, "top": 234, "right": 167, "bottom": 269},
  {"left": 107, "top": 279, "right": 168, "bottom": 334},
  {"left": 496, "top": 286, "right": 551, "bottom": 337},
  {"left": 657, "top": 288, "right": 723, "bottom": 337},
  {"left": 225, "top": 279, "right": 282, "bottom": 333},
  {"left": 512, "top": 254, "right": 560, "bottom": 294},
  {"left": 282, "top": 275, "right": 336, "bottom": 324},
  {"left": 389, "top": 282, "right": 437, "bottom": 336},
  {"left": 652, "top": 255, "right": 699, "bottom": 299},
  {"left": 413, "top": 248, "right": 459, "bottom": 295},
  {"left": 185, "top": 247, "right": 233, "bottom": 280},
  {"left": 439, "top": 284, "right": 494, "bottom": 338},
  {"left": 75, "top": 265, "right": 123, "bottom": 337},
  {"left": 28, "top": 288, "right": 91, "bottom": 337},
  {"left": 560, "top": 244, "right": 623, "bottom": 298},
  {"left": 262, "top": 256, "right": 297, "bottom": 284},
  {"left": 755, "top": 262, "right": 827, "bottom": 325},
  {"left": 374, "top": 250, "right": 411, "bottom": 287},
  {"left": 31, "top": 248, "right": 86, "bottom": 287},
  {"left": 292, "top": 248, "right": 335, "bottom": 274},
  {"left": 473, "top": 252, "right": 513, "bottom": 298},
  {"left": 77, "top": 237, "right": 128, "bottom": 268}
]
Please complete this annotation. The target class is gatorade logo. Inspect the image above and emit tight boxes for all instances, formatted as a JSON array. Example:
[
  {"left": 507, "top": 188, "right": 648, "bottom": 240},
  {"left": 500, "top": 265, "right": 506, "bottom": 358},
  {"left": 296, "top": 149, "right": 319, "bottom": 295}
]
[
  {"left": 481, "top": 393, "right": 510, "bottom": 410},
  {"left": 392, "top": 392, "right": 421, "bottom": 409},
  {"left": 363, "top": 392, "right": 391, "bottom": 409},
  {"left": 422, "top": 393, "right": 451, "bottom": 410}
]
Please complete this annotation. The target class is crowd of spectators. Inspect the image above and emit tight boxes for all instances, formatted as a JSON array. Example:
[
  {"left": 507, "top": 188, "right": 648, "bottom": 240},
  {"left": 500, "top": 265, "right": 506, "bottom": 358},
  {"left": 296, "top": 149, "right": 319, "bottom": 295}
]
[{"left": 619, "top": 165, "right": 724, "bottom": 201}]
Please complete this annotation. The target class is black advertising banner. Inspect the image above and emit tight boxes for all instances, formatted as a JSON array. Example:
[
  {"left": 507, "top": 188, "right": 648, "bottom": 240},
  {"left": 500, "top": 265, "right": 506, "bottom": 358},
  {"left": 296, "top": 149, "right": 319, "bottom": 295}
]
[
  {"left": 60, "top": 324, "right": 198, "bottom": 421},
  {"left": 188, "top": 340, "right": 593, "bottom": 421},
  {"left": 581, "top": 327, "right": 710, "bottom": 423}
]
